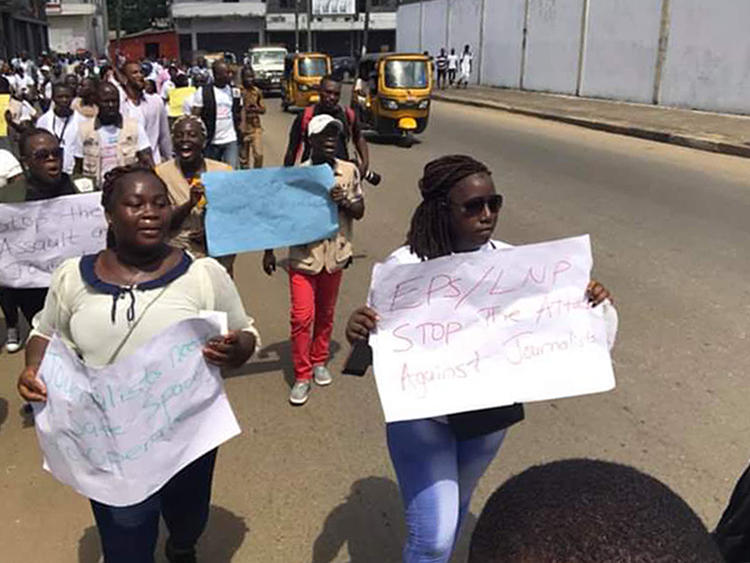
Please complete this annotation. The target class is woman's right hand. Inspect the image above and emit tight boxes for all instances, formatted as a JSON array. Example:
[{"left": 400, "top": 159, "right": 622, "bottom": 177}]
[
  {"left": 346, "top": 306, "right": 379, "bottom": 343},
  {"left": 18, "top": 365, "right": 47, "bottom": 402}
]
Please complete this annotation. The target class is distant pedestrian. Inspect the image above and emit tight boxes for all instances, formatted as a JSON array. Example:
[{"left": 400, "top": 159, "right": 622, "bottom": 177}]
[
  {"left": 447, "top": 49, "right": 458, "bottom": 86},
  {"left": 36, "top": 83, "right": 81, "bottom": 174},
  {"left": 72, "top": 76, "right": 99, "bottom": 120},
  {"left": 435, "top": 48, "right": 448, "bottom": 89},
  {"left": 239, "top": 67, "right": 265, "bottom": 169},
  {"left": 266, "top": 115, "right": 365, "bottom": 406},
  {"left": 191, "top": 61, "right": 241, "bottom": 169},
  {"left": 457, "top": 45, "right": 473, "bottom": 88}
]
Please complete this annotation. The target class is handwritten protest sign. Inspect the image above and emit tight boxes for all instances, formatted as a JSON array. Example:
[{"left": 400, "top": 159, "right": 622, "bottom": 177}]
[
  {"left": 368, "top": 235, "right": 615, "bottom": 422},
  {"left": 167, "top": 86, "right": 196, "bottom": 117},
  {"left": 32, "top": 318, "right": 241, "bottom": 507},
  {"left": 0, "top": 192, "right": 107, "bottom": 288},
  {"left": 203, "top": 165, "right": 338, "bottom": 256}
]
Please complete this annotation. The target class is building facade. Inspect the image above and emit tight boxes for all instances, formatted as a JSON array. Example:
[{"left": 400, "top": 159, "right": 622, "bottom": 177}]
[
  {"left": 0, "top": 0, "right": 48, "bottom": 60},
  {"left": 266, "top": 0, "right": 396, "bottom": 57},
  {"left": 171, "top": 0, "right": 266, "bottom": 63},
  {"left": 46, "top": 0, "right": 108, "bottom": 56}
]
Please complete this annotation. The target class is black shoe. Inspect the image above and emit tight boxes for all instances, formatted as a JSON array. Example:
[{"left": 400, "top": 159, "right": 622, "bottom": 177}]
[{"left": 165, "top": 540, "right": 197, "bottom": 563}]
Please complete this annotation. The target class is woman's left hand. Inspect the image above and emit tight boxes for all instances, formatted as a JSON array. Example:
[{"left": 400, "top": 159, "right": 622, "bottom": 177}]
[
  {"left": 586, "top": 280, "right": 613, "bottom": 307},
  {"left": 203, "top": 331, "right": 254, "bottom": 368}
]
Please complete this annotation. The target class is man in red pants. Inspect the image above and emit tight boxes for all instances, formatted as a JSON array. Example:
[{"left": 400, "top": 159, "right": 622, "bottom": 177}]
[{"left": 263, "top": 114, "right": 365, "bottom": 405}]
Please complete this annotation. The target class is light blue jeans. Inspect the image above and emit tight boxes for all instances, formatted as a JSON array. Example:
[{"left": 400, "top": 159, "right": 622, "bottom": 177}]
[
  {"left": 205, "top": 141, "right": 239, "bottom": 169},
  {"left": 386, "top": 419, "right": 507, "bottom": 563}
]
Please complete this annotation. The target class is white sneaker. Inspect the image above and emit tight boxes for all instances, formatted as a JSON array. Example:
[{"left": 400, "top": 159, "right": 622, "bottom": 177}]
[
  {"left": 313, "top": 365, "right": 333, "bottom": 386},
  {"left": 5, "top": 327, "right": 21, "bottom": 353},
  {"left": 289, "top": 380, "right": 312, "bottom": 405}
]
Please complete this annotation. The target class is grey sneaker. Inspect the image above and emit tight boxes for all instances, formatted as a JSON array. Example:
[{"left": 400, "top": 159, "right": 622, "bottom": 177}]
[
  {"left": 289, "top": 380, "right": 312, "bottom": 405},
  {"left": 313, "top": 365, "right": 333, "bottom": 386},
  {"left": 5, "top": 327, "right": 21, "bottom": 353}
]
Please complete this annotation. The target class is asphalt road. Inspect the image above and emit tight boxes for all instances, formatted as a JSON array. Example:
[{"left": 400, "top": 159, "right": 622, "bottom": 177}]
[{"left": 1, "top": 95, "right": 750, "bottom": 562}]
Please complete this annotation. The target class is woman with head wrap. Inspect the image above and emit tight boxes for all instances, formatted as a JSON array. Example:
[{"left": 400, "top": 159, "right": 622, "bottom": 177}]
[{"left": 345, "top": 155, "right": 618, "bottom": 563}]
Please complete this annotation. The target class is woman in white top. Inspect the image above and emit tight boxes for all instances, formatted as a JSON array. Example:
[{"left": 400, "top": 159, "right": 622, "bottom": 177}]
[
  {"left": 346, "top": 155, "right": 616, "bottom": 563},
  {"left": 18, "top": 165, "right": 259, "bottom": 563}
]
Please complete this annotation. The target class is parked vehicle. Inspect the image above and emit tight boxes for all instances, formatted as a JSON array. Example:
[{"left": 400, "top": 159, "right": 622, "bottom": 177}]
[
  {"left": 247, "top": 46, "right": 287, "bottom": 93},
  {"left": 280, "top": 52, "right": 332, "bottom": 111},
  {"left": 351, "top": 52, "right": 432, "bottom": 139}
]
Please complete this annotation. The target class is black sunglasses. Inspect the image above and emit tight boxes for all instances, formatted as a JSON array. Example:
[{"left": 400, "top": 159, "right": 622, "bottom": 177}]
[
  {"left": 31, "top": 147, "right": 63, "bottom": 161},
  {"left": 450, "top": 194, "right": 504, "bottom": 216}
]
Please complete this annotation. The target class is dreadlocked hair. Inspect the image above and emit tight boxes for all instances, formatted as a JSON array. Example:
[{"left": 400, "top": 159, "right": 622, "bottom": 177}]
[
  {"left": 101, "top": 165, "right": 168, "bottom": 249},
  {"left": 406, "top": 154, "right": 491, "bottom": 260}
]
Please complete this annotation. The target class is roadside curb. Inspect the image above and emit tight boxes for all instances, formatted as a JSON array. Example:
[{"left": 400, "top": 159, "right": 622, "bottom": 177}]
[{"left": 432, "top": 92, "right": 750, "bottom": 159}]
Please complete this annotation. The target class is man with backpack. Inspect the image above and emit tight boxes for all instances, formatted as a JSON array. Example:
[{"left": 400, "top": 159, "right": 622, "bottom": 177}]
[
  {"left": 191, "top": 60, "right": 241, "bottom": 169},
  {"left": 283, "top": 74, "right": 369, "bottom": 176}
]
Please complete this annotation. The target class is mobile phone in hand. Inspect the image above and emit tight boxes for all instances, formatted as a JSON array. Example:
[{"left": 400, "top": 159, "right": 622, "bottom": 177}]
[{"left": 343, "top": 340, "right": 373, "bottom": 376}]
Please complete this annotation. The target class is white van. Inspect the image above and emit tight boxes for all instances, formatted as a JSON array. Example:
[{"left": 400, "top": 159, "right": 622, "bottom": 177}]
[{"left": 247, "top": 46, "right": 288, "bottom": 93}]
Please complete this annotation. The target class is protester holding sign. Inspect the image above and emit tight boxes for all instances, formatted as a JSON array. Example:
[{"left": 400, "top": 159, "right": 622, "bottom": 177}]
[
  {"left": 265, "top": 114, "right": 364, "bottom": 406},
  {"left": 17, "top": 165, "right": 260, "bottom": 563},
  {"left": 345, "top": 155, "right": 617, "bottom": 563},
  {"left": 0, "top": 129, "right": 78, "bottom": 353},
  {"left": 156, "top": 115, "right": 236, "bottom": 274}
]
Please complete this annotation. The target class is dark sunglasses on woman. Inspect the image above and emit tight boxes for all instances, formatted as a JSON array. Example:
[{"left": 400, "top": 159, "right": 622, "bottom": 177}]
[
  {"left": 31, "top": 147, "right": 64, "bottom": 161},
  {"left": 450, "top": 194, "right": 504, "bottom": 216}
]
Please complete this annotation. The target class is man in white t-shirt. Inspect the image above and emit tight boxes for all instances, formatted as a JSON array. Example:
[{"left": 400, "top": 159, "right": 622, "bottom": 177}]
[
  {"left": 117, "top": 61, "right": 172, "bottom": 164},
  {"left": 71, "top": 82, "right": 152, "bottom": 188},
  {"left": 10, "top": 67, "right": 35, "bottom": 97},
  {"left": 457, "top": 45, "right": 473, "bottom": 89},
  {"left": 36, "top": 82, "right": 81, "bottom": 175},
  {"left": 447, "top": 48, "right": 459, "bottom": 86},
  {"left": 191, "top": 60, "right": 240, "bottom": 169}
]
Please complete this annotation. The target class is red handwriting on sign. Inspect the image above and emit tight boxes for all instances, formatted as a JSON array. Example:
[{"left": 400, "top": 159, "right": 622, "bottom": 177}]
[
  {"left": 388, "top": 259, "right": 575, "bottom": 313},
  {"left": 534, "top": 294, "right": 588, "bottom": 326},
  {"left": 502, "top": 330, "right": 597, "bottom": 366},
  {"left": 478, "top": 305, "right": 521, "bottom": 326},
  {"left": 392, "top": 321, "right": 463, "bottom": 352},
  {"left": 400, "top": 351, "right": 481, "bottom": 398}
]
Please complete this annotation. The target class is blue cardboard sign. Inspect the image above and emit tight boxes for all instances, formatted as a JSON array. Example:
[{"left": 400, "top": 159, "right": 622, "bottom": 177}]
[{"left": 203, "top": 165, "right": 338, "bottom": 256}]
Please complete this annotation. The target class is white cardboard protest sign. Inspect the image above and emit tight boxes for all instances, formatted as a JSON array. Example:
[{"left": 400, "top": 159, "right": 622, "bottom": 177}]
[
  {"left": 368, "top": 235, "right": 615, "bottom": 423},
  {"left": 0, "top": 192, "right": 107, "bottom": 288},
  {"left": 32, "top": 318, "right": 241, "bottom": 507}
]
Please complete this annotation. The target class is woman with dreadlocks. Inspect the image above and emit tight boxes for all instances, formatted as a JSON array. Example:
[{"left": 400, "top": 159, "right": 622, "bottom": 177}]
[
  {"left": 17, "top": 165, "right": 260, "bottom": 563},
  {"left": 346, "top": 155, "right": 617, "bottom": 563}
]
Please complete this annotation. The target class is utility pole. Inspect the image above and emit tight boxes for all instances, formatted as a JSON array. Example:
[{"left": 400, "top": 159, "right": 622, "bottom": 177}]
[
  {"left": 307, "top": 0, "right": 312, "bottom": 52},
  {"left": 115, "top": 0, "right": 122, "bottom": 54},
  {"left": 362, "top": 0, "right": 370, "bottom": 56},
  {"left": 294, "top": 0, "right": 300, "bottom": 52}
]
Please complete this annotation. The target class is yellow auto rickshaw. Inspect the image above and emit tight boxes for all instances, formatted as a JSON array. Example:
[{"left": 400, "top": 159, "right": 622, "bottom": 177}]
[
  {"left": 351, "top": 53, "right": 432, "bottom": 139},
  {"left": 281, "top": 52, "right": 332, "bottom": 111}
]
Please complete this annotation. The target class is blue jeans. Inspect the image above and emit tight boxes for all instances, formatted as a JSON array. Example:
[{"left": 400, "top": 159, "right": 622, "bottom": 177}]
[
  {"left": 386, "top": 419, "right": 506, "bottom": 563},
  {"left": 205, "top": 141, "right": 239, "bottom": 169},
  {"left": 90, "top": 449, "right": 217, "bottom": 563}
]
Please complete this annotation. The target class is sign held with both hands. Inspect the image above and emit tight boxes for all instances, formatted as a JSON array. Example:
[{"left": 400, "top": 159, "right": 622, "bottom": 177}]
[{"left": 367, "top": 235, "right": 616, "bottom": 423}]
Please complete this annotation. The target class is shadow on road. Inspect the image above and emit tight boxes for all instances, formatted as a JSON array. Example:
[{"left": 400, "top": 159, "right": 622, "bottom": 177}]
[
  {"left": 311, "top": 476, "right": 478, "bottom": 563},
  {"left": 0, "top": 397, "right": 8, "bottom": 430},
  {"left": 226, "top": 339, "right": 342, "bottom": 389},
  {"left": 362, "top": 131, "right": 421, "bottom": 149},
  {"left": 312, "top": 476, "right": 405, "bottom": 563},
  {"left": 77, "top": 505, "right": 248, "bottom": 563}
]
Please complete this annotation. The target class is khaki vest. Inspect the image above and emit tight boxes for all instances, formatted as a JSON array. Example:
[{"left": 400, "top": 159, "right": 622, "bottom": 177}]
[
  {"left": 79, "top": 117, "right": 140, "bottom": 186},
  {"left": 288, "top": 159, "right": 362, "bottom": 275}
]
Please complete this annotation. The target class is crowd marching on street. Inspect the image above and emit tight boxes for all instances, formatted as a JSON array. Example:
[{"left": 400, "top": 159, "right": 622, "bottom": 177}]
[{"left": 0, "top": 48, "right": 748, "bottom": 563}]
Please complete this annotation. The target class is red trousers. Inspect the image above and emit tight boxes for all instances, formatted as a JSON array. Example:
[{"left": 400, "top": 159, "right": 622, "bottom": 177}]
[{"left": 289, "top": 268, "right": 343, "bottom": 381}]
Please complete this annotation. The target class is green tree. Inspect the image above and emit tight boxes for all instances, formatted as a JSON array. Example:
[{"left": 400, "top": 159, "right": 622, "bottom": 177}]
[{"left": 107, "top": 0, "right": 168, "bottom": 35}]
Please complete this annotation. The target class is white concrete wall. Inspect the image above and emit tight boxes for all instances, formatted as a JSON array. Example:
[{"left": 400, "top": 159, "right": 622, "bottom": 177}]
[
  {"left": 523, "top": 0, "right": 584, "bottom": 94},
  {"left": 580, "top": 0, "right": 661, "bottom": 103},
  {"left": 48, "top": 17, "right": 90, "bottom": 53},
  {"left": 447, "top": 0, "right": 482, "bottom": 84},
  {"left": 660, "top": 0, "right": 750, "bottom": 114},
  {"left": 421, "top": 0, "right": 447, "bottom": 57},
  {"left": 397, "top": 2, "right": 421, "bottom": 53},
  {"left": 481, "top": 0, "right": 525, "bottom": 89}
]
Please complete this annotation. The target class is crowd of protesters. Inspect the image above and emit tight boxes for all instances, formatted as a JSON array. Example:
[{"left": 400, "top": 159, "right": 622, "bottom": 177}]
[{"left": 1, "top": 49, "right": 748, "bottom": 563}]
